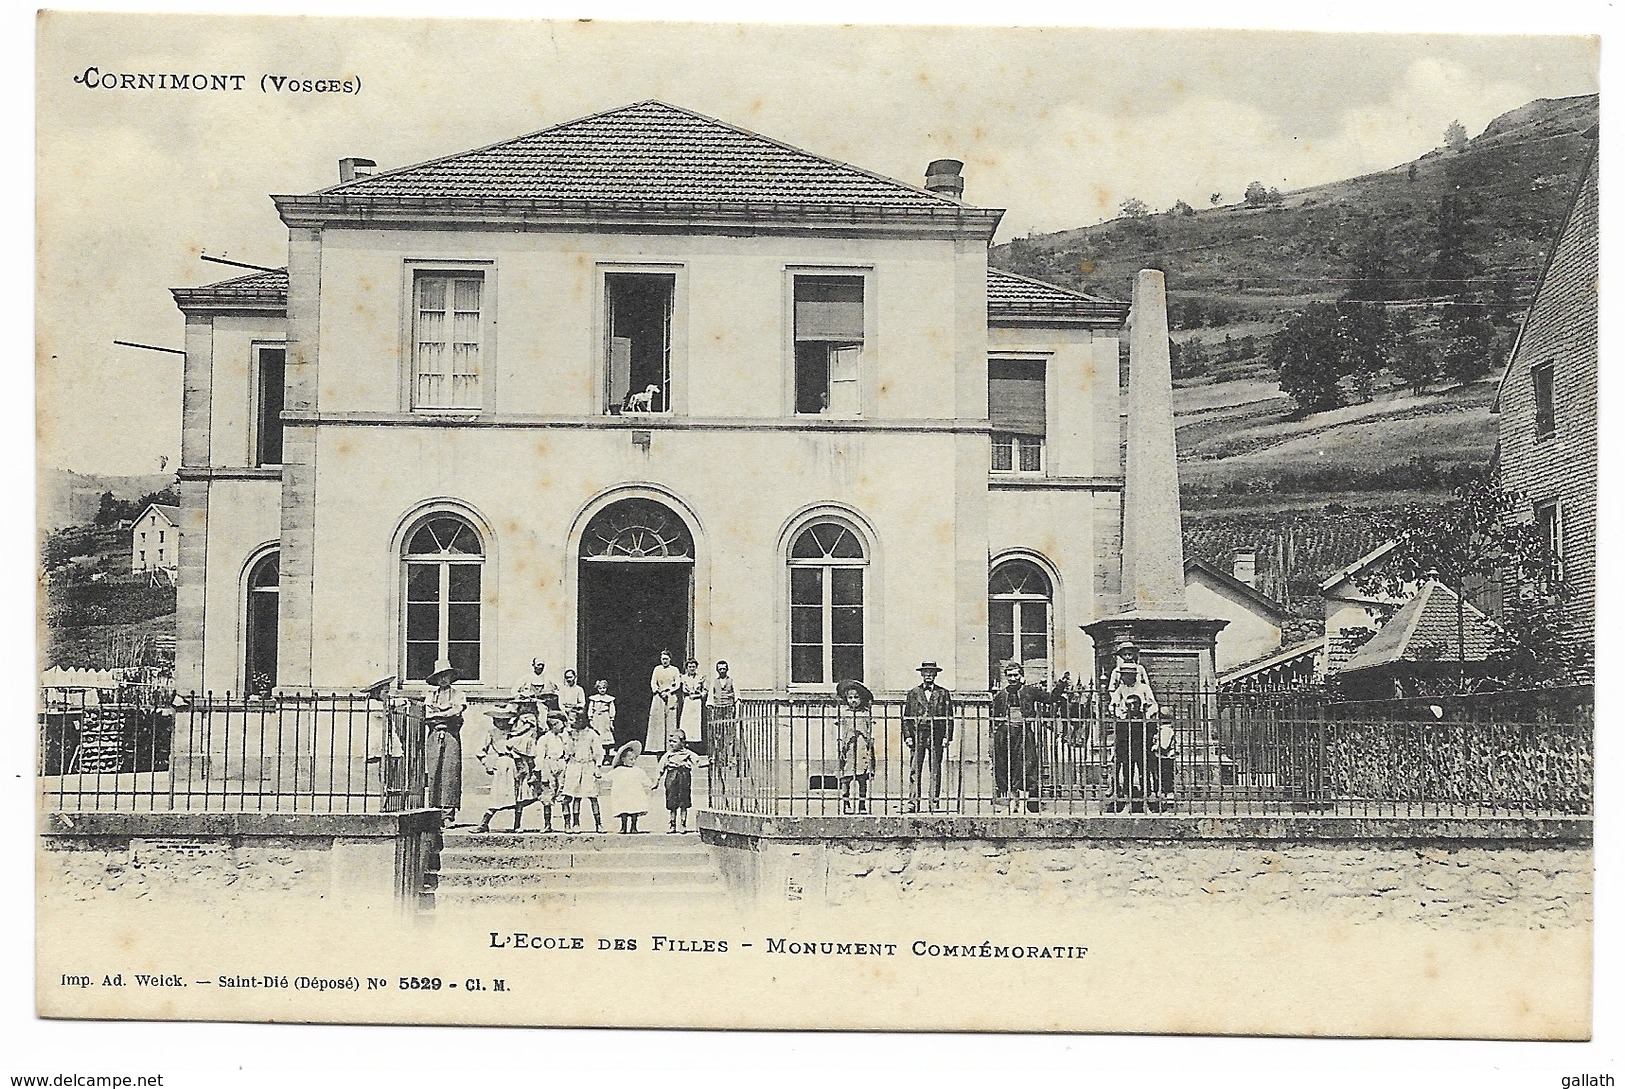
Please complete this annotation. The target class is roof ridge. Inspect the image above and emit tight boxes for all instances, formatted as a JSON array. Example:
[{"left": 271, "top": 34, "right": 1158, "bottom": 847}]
[
  {"left": 193, "top": 267, "right": 288, "bottom": 290},
  {"left": 313, "top": 100, "right": 670, "bottom": 196},
  {"left": 647, "top": 100, "right": 969, "bottom": 209}
]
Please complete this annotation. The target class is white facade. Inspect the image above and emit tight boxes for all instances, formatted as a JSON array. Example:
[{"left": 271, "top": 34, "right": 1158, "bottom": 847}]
[{"left": 130, "top": 504, "right": 179, "bottom": 575}]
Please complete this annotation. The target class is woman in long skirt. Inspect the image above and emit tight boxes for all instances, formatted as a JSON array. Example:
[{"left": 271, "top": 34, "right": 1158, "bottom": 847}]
[
  {"left": 474, "top": 705, "right": 536, "bottom": 833},
  {"left": 422, "top": 658, "right": 466, "bottom": 826},
  {"left": 675, "top": 657, "right": 707, "bottom": 750},
  {"left": 645, "top": 649, "right": 681, "bottom": 752}
]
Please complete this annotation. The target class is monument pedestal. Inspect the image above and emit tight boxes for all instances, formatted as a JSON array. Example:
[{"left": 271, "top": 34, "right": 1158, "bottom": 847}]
[{"left": 1083, "top": 613, "right": 1228, "bottom": 692}]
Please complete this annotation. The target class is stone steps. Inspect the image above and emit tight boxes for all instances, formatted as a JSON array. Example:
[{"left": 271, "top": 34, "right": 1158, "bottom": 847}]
[{"left": 428, "top": 827, "right": 730, "bottom": 912}]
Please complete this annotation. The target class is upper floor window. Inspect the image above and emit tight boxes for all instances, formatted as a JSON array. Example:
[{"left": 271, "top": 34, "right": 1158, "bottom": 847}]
[
  {"left": 254, "top": 345, "right": 286, "bottom": 465},
  {"left": 794, "top": 276, "right": 864, "bottom": 416},
  {"left": 607, "top": 273, "right": 674, "bottom": 414},
  {"left": 1535, "top": 499, "right": 1563, "bottom": 579},
  {"left": 788, "top": 521, "right": 867, "bottom": 685},
  {"left": 990, "top": 359, "right": 1047, "bottom": 473},
  {"left": 413, "top": 272, "right": 483, "bottom": 410},
  {"left": 403, "top": 514, "right": 484, "bottom": 682},
  {"left": 1532, "top": 359, "right": 1556, "bottom": 440}
]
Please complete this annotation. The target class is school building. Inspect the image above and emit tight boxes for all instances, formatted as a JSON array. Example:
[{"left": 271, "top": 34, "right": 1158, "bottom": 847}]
[{"left": 169, "top": 100, "right": 1216, "bottom": 732}]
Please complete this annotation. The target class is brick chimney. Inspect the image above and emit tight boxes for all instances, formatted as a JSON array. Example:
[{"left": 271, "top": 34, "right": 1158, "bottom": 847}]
[
  {"left": 925, "top": 159, "right": 964, "bottom": 200},
  {"left": 338, "top": 157, "right": 377, "bottom": 184}
]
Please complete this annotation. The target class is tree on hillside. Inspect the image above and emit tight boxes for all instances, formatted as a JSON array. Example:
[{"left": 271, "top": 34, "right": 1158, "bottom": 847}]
[
  {"left": 93, "top": 491, "right": 121, "bottom": 528},
  {"left": 1270, "top": 303, "right": 1346, "bottom": 413},
  {"left": 1266, "top": 187, "right": 1284, "bottom": 206},
  {"left": 1437, "top": 303, "right": 1501, "bottom": 384},
  {"left": 1119, "top": 197, "right": 1150, "bottom": 219},
  {"left": 1345, "top": 218, "right": 1394, "bottom": 301},
  {"left": 1269, "top": 301, "right": 1393, "bottom": 413},
  {"left": 1169, "top": 199, "right": 1196, "bottom": 217},
  {"left": 1444, "top": 119, "right": 1469, "bottom": 151},
  {"left": 1209, "top": 192, "right": 1222, "bottom": 206},
  {"left": 1407, "top": 162, "right": 1419, "bottom": 182},
  {"left": 1430, "top": 187, "right": 1483, "bottom": 295},
  {"left": 1388, "top": 310, "right": 1442, "bottom": 393},
  {"left": 1244, "top": 181, "right": 1269, "bottom": 208}
]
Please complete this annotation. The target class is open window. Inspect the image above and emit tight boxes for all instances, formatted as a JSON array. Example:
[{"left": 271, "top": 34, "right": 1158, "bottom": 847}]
[
  {"left": 1532, "top": 359, "right": 1556, "bottom": 441},
  {"left": 794, "top": 276, "right": 864, "bottom": 416},
  {"left": 606, "top": 273, "right": 674, "bottom": 414},
  {"left": 989, "top": 358, "right": 1047, "bottom": 473}
]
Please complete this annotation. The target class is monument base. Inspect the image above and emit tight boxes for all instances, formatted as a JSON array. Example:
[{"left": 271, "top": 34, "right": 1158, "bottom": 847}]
[{"left": 1082, "top": 613, "right": 1228, "bottom": 694}]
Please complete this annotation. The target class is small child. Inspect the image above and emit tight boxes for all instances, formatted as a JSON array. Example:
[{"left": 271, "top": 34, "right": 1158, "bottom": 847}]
[
  {"left": 835, "top": 680, "right": 876, "bottom": 814},
  {"left": 607, "top": 741, "right": 653, "bottom": 834},
  {"left": 560, "top": 713, "right": 606, "bottom": 833},
  {"left": 474, "top": 704, "right": 533, "bottom": 833},
  {"left": 530, "top": 712, "right": 567, "bottom": 833},
  {"left": 588, "top": 679, "right": 617, "bottom": 765},
  {"left": 653, "top": 729, "right": 699, "bottom": 833}
]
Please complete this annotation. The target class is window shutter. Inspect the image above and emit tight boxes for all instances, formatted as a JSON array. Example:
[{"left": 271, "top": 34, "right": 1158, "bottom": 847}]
[
  {"left": 795, "top": 277, "right": 864, "bottom": 341},
  {"left": 989, "top": 359, "right": 1047, "bottom": 437}
]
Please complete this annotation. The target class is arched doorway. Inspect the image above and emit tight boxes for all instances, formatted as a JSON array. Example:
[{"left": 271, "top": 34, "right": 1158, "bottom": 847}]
[{"left": 577, "top": 497, "right": 695, "bottom": 746}]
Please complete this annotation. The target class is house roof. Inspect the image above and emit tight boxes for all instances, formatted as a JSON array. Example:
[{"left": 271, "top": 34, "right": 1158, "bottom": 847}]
[
  {"left": 1494, "top": 149, "right": 1598, "bottom": 412},
  {"left": 1184, "top": 556, "right": 1290, "bottom": 619},
  {"left": 1339, "top": 581, "right": 1496, "bottom": 675},
  {"left": 1219, "top": 636, "right": 1326, "bottom": 685},
  {"left": 1318, "top": 539, "right": 1400, "bottom": 595},
  {"left": 174, "top": 263, "right": 1118, "bottom": 327},
  {"left": 986, "top": 268, "right": 1128, "bottom": 326},
  {"left": 272, "top": 100, "right": 1005, "bottom": 236},
  {"left": 137, "top": 503, "right": 180, "bottom": 526},
  {"left": 171, "top": 268, "right": 288, "bottom": 312}
]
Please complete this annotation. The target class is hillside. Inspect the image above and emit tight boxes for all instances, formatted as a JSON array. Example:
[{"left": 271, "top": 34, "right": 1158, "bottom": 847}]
[
  {"left": 39, "top": 469, "right": 177, "bottom": 534},
  {"left": 41, "top": 524, "right": 176, "bottom": 670},
  {"left": 990, "top": 95, "right": 1597, "bottom": 614},
  {"left": 993, "top": 94, "right": 1596, "bottom": 317}
]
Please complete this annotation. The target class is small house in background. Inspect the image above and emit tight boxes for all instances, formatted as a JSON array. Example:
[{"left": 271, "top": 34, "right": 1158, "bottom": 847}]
[
  {"left": 1319, "top": 540, "right": 1410, "bottom": 673},
  {"left": 1184, "top": 552, "right": 1289, "bottom": 672},
  {"left": 1334, "top": 580, "right": 1497, "bottom": 700},
  {"left": 131, "top": 503, "right": 180, "bottom": 576}
]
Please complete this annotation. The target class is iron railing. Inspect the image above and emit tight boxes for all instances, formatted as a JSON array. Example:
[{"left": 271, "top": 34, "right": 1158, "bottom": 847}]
[
  {"left": 39, "top": 688, "right": 426, "bottom": 814},
  {"left": 703, "top": 691, "right": 1592, "bottom": 819}
]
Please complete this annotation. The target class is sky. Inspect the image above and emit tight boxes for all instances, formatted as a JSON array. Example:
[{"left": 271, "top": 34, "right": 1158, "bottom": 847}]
[{"left": 33, "top": 11, "right": 1599, "bottom": 476}]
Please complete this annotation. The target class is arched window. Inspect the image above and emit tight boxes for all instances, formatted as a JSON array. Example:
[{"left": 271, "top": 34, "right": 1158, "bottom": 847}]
[
  {"left": 789, "top": 521, "right": 867, "bottom": 685},
  {"left": 403, "top": 514, "right": 484, "bottom": 682},
  {"left": 245, "top": 550, "right": 279, "bottom": 693},
  {"left": 989, "top": 558, "right": 1053, "bottom": 686}
]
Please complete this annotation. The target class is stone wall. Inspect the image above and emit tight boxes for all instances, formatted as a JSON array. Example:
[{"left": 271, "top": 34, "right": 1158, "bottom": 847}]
[
  {"left": 702, "top": 813, "right": 1592, "bottom": 930},
  {"left": 38, "top": 811, "right": 440, "bottom": 915}
]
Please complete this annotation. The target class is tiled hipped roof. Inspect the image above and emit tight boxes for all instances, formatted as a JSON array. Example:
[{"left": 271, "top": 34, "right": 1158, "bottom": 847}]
[
  {"left": 173, "top": 264, "right": 1115, "bottom": 327},
  {"left": 1340, "top": 581, "right": 1497, "bottom": 675},
  {"left": 986, "top": 268, "right": 1128, "bottom": 324},
  {"left": 274, "top": 101, "right": 1002, "bottom": 233},
  {"left": 170, "top": 268, "right": 288, "bottom": 311}
]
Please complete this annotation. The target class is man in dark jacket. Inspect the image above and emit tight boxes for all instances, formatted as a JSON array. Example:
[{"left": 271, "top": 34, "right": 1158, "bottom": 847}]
[
  {"left": 992, "top": 660, "right": 1047, "bottom": 812},
  {"left": 903, "top": 662, "right": 954, "bottom": 812}
]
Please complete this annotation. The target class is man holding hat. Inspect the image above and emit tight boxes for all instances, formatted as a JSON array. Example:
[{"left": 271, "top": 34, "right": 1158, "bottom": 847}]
[{"left": 903, "top": 662, "right": 954, "bottom": 813}]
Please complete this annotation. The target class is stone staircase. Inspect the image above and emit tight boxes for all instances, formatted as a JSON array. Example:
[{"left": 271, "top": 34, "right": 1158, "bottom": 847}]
[{"left": 428, "top": 830, "right": 731, "bottom": 911}]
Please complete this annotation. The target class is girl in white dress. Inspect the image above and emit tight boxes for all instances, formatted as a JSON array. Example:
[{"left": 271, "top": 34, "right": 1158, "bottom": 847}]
[
  {"left": 560, "top": 715, "right": 606, "bottom": 833},
  {"left": 607, "top": 741, "right": 654, "bottom": 834}
]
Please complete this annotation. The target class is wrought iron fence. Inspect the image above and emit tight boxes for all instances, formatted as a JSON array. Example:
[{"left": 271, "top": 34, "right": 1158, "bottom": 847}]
[
  {"left": 703, "top": 689, "right": 1592, "bottom": 819},
  {"left": 39, "top": 688, "right": 426, "bottom": 814}
]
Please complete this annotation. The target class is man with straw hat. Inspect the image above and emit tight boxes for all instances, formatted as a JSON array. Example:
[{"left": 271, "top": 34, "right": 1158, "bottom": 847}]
[
  {"left": 903, "top": 662, "right": 954, "bottom": 813},
  {"left": 423, "top": 657, "right": 467, "bottom": 827}
]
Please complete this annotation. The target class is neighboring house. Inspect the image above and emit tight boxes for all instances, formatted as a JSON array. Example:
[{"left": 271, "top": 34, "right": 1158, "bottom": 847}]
[
  {"left": 168, "top": 101, "right": 1189, "bottom": 715},
  {"left": 1184, "top": 553, "right": 1288, "bottom": 672},
  {"left": 1218, "top": 636, "right": 1325, "bottom": 693},
  {"left": 1335, "top": 581, "right": 1498, "bottom": 700},
  {"left": 130, "top": 504, "right": 180, "bottom": 575},
  {"left": 1493, "top": 151, "right": 1597, "bottom": 651},
  {"left": 1318, "top": 540, "right": 1409, "bottom": 674}
]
